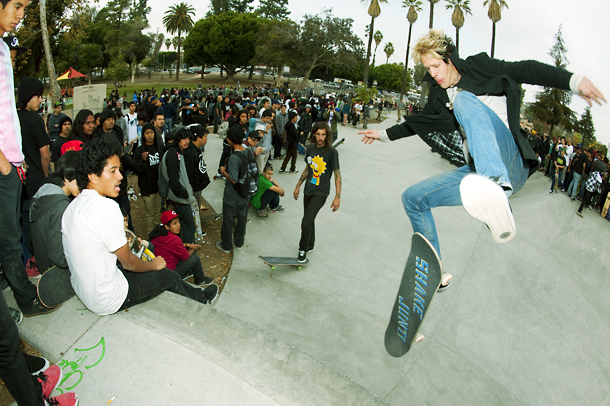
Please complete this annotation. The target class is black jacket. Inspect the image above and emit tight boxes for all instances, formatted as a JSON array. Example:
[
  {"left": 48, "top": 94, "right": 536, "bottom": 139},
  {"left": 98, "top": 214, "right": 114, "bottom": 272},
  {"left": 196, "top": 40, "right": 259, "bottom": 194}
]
[
  {"left": 30, "top": 183, "right": 70, "bottom": 273},
  {"left": 387, "top": 51, "right": 572, "bottom": 174}
]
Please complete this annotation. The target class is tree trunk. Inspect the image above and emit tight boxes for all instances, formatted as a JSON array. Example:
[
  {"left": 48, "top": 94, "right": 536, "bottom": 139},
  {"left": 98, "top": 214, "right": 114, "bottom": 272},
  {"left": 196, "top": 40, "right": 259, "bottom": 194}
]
[
  {"left": 363, "top": 15, "right": 375, "bottom": 86},
  {"left": 176, "top": 31, "right": 181, "bottom": 81},
  {"left": 456, "top": 27, "right": 459, "bottom": 53},
  {"left": 39, "top": 0, "right": 60, "bottom": 107},
  {"left": 248, "top": 65, "right": 254, "bottom": 80},
  {"left": 429, "top": 2, "right": 434, "bottom": 28},
  {"left": 400, "top": 22, "right": 414, "bottom": 100},
  {"left": 131, "top": 61, "right": 136, "bottom": 83},
  {"left": 491, "top": 22, "right": 496, "bottom": 58}
]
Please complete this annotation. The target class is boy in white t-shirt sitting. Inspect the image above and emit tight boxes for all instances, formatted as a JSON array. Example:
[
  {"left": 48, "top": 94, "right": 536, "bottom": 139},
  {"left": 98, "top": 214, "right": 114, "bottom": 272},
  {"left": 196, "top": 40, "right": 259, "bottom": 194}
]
[{"left": 61, "top": 134, "right": 218, "bottom": 316}]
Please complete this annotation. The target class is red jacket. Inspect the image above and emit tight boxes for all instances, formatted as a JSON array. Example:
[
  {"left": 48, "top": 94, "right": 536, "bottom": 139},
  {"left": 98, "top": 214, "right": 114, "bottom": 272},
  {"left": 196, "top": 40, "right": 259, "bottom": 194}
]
[{"left": 150, "top": 233, "right": 189, "bottom": 270}]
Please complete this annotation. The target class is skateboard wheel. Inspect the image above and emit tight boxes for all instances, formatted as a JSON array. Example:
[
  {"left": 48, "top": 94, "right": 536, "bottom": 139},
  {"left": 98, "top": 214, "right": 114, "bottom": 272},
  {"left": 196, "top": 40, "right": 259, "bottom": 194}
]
[
  {"left": 415, "top": 333, "right": 425, "bottom": 343},
  {"left": 297, "top": 267, "right": 302, "bottom": 271},
  {"left": 271, "top": 266, "right": 276, "bottom": 270}
]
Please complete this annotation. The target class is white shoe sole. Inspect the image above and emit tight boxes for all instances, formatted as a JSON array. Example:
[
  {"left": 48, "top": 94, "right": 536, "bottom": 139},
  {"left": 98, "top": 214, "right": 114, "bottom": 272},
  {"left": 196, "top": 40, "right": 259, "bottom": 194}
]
[{"left": 460, "top": 174, "right": 516, "bottom": 243}]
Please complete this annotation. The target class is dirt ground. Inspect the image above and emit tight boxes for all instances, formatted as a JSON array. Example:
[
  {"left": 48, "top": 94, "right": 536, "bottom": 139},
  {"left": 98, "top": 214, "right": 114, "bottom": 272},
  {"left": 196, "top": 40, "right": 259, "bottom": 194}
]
[{"left": 0, "top": 174, "right": 232, "bottom": 406}]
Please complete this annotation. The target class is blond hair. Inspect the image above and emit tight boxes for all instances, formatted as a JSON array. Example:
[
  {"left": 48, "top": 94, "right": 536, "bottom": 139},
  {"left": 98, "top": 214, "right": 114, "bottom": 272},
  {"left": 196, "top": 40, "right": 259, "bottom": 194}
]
[{"left": 412, "top": 29, "right": 456, "bottom": 65}]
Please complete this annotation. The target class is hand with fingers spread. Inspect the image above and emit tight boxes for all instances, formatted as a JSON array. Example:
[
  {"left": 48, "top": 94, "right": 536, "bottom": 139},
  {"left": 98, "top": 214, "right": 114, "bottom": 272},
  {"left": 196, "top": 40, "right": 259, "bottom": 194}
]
[
  {"left": 359, "top": 129, "right": 380, "bottom": 144},
  {"left": 578, "top": 77, "right": 606, "bottom": 107}
]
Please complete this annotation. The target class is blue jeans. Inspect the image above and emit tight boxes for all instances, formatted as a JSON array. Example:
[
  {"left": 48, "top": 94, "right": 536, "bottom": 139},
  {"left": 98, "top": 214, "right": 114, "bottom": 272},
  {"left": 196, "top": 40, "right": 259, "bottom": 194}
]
[
  {"left": 164, "top": 118, "right": 173, "bottom": 134},
  {"left": 259, "top": 189, "right": 280, "bottom": 210},
  {"left": 402, "top": 91, "right": 529, "bottom": 258},
  {"left": 568, "top": 172, "right": 580, "bottom": 200}
]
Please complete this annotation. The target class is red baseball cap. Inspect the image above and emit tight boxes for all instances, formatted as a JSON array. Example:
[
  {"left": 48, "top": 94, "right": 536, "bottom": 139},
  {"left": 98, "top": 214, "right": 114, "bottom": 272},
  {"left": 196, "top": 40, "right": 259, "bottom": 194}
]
[
  {"left": 60, "top": 140, "right": 83, "bottom": 156},
  {"left": 161, "top": 210, "right": 178, "bottom": 225}
]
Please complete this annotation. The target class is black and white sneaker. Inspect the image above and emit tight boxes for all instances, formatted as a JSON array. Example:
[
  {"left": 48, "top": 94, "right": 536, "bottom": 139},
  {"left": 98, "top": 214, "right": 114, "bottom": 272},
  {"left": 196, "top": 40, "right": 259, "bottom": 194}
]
[
  {"left": 195, "top": 276, "right": 215, "bottom": 286},
  {"left": 460, "top": 174, "right": 516, "bottom": 243},
  {"left": 10, "top": 307, "right": 23, "bottom": 325},
  {"left": 26, "top": 354, "right": 49, "bottom": 376},
  {"left": 202, "top": 284, "right": 219, "bottom": 305},
  {"left": 297, "top": 250, "right": 307, "bottom": 263}
]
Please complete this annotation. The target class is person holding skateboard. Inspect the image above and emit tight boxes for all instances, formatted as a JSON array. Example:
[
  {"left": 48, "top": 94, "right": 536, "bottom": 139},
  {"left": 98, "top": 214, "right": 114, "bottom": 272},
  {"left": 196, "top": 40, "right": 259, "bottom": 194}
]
[
  {"left": 360, "top": 29, "right": 605, "bottom": 287},
  {"left": 294, "top": 122, "right": 341, "bottom": 263}
]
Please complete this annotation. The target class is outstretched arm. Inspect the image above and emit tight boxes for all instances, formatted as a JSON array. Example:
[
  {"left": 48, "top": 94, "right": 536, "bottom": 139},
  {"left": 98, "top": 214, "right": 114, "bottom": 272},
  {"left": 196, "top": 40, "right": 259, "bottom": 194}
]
[{"left": 359, "top": 129, "right": 380, "bottom": 144}]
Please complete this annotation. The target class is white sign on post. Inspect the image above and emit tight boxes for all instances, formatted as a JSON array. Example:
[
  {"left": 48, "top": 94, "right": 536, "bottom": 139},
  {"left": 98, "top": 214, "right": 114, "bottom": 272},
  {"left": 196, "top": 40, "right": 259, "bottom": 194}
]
[{"left": 73, "top": 84, "right": 106, "bottom": 113}]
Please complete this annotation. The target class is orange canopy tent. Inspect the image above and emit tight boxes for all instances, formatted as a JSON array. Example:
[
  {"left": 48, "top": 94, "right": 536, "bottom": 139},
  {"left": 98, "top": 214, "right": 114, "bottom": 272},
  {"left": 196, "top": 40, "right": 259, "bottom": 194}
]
[{"left": 57, "top": 67, "right": 86, "bottom": 80}]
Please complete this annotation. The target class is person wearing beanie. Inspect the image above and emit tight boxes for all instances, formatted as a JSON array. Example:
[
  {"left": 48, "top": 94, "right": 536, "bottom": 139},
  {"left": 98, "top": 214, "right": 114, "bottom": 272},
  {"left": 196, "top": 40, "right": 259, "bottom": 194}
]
[
  {"left": 17, "top": 77, "right": 51, "bottom": 258},
  {"left": 148, "top": 210, "right": 214, "bottom": 286},
  {"left": 51, "top": 115, "right": 72, "bottom": 163},
  {"left": 322, "top": 104, "right": 340, "bottom": 142},
  {"left": 133, "top": 123, "right": 164, "bottom": 235}
]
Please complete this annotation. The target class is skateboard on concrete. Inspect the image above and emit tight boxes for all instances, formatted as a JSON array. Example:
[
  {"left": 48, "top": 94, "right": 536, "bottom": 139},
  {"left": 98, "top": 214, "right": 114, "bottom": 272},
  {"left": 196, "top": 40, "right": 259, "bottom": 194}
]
[
  {"left": 384, "top": 232, "right": 443, "bottom": 357},
  {"left": 602, "top": 194, "right": 610, "bottom": 218},
  {"left": 259, "top": 256, "right": 310, "bottom": 271},
  {"left": 37, "top": 266, "right": 75, "bottom": 308}
]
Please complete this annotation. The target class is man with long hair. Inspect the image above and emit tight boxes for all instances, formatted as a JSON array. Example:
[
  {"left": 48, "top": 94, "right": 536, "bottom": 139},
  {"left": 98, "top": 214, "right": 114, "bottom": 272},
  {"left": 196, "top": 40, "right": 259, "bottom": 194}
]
[{"left": 293, "top": 122, "right": 341, "bottom": 263}]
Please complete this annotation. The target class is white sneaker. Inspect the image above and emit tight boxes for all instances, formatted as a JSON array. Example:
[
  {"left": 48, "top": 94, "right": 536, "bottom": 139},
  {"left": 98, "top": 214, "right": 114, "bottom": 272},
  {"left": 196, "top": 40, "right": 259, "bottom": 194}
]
[{"left": 460, "top": 174, "right": 516, "bottom": 243}]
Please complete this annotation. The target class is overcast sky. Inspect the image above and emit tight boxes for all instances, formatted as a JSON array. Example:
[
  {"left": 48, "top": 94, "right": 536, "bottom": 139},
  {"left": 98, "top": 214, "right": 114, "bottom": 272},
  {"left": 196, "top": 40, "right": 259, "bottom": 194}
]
[{"left": 133, "top": 0, "right": 610, "bottom": 145}]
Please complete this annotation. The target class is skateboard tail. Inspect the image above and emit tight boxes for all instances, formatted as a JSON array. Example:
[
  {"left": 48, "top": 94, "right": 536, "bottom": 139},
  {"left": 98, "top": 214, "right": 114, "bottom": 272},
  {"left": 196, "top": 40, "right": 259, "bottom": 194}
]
[{"left": 384, "top": 233, "right": 443, "bottom": 357}]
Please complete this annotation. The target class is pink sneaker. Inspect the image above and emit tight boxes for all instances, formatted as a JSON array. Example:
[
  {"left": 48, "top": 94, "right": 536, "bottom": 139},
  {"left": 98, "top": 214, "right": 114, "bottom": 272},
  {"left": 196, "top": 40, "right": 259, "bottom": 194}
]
[
  {"left": 45, "top": 392, "right": 79, "bottom": 406},
  {"left": 38, "top": 364, "right": 62, "bottom": 399},
  {"left": 26, "top": 256, "right": 41, "bottom": 278}
]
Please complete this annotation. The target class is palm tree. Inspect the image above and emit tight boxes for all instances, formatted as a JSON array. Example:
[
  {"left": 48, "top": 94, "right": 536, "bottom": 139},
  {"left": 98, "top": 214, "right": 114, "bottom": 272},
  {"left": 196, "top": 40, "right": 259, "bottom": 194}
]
[
  {"left": 372, "top": 30, "right": 383, "bottom": 66},
  {"left": 484, "top": 0, "right": 508, "bottom": 58},
  {"left": 428, "top": 0, "right": 441, "bottom": 28},
  {"left": 401, "top": 0, "right": 423, "bottom": 99},
  {"left": 445, "top": 0, "right": 472, "bottom": 53},
  {"left": 163, "top": 2, "right": 195, "bottom": 81},
  {"left": 384, "top": 42, "right": 395, "bottom": 63},
  {"left": 362, "top": 0, "right": 388, "bottom": 86}
]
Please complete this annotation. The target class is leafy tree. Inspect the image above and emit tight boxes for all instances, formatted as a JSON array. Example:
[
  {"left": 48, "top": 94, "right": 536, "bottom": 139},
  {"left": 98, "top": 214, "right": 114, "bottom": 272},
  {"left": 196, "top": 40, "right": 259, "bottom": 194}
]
[
  {"left": 123, "top": 18, "right": 151, "bottom": 82},
  {"left": 384, "top": 42, "right": 395, "bottom": 63},
  {"left": 362, "top": 0, "right": 388, "bottom": 86},
  {"left": 255, "top": 0, "right": 290, "bottom": 20},
  {"left": 183, "top": 12, "right": 262, "bottom": 81},
  {"left": 158, "top": 51, "right": 178, "bottom": 69},
  {"left": 372, "top": 30, "right": 383, "bottom": 66},
  {"left": 412, "top": 63, "right": 426, "bottom": 87},
  {"left": 401, "top": 0, "right": 422, "bottom": 100},
  {"left": 575, "top": 107, "right": 595, "bottom": 148},
  {"left": 252, "top": 19, "right": 298, "bottom": 86},
  {"left": 146, "top": 33, "right": 165, "bottom": 70},
  {"left": 128, "top": 0, "right": 151, "bottom": 21},
  {"left": 106, "top": 58, "right": 130, "bottom": 86},
  {"left": 292, "top": 12, "right": 363, "bottom": 86},
  {"left": 445, "top": 0, "right": 471, "bottom": 52},
  {"left": 163, "top": 2, "right": 195, "bottom": 81},
  {"left": 529, "top": 26, "right": 575, "bottom": 137},
  {"left": 370, "top": 63, "right": 409, "bottom": 92},
  {"left": 165, "top": 38, "right": 172, "bottom": 52},
  {"left": 483, "top": 0, "right": 508, "bottom": 58}
]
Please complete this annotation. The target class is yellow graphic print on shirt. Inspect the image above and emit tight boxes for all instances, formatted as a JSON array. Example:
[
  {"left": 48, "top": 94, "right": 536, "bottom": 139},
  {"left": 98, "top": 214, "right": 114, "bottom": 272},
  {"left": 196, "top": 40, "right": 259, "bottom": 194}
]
[{"left": 308, "top": 155, "right": 327, "bottom": 186}]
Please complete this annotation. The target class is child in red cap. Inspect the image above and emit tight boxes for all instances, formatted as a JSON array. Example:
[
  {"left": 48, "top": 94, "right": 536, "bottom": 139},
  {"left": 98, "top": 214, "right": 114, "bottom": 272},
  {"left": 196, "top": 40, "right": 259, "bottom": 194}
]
[{"left": 149, "top": 210, "right": 214, "bottom": 285}]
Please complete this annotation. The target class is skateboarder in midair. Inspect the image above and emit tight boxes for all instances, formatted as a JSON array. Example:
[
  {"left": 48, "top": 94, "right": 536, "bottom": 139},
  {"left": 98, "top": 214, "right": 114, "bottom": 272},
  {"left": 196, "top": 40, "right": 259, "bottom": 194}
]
[
  {"left": 294, "top": 122, "right": 341, "bottom": 263},
  {"left": 360, "top": 29, "right": 606, "bottom": 287}
]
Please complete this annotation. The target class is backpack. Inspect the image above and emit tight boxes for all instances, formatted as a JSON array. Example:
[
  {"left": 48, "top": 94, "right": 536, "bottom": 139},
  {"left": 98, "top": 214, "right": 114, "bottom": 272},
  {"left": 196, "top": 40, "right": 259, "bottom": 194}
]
[
  {"left": 218, "top": 120, "right": 229, "bottom": 138},
  {"left": 233, "top": 151, "right": 258, "bottom": 198}
]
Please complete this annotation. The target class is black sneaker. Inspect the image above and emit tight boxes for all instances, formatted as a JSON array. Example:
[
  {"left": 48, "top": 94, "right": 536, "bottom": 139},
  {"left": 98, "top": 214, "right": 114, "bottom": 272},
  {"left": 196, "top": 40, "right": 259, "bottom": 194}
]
[
  {"left": 216, "top": 241, "right": 231, "bottom": 254},
  {"left": 182, "top": 270, "right": 194, "bottom": 281},
  {"left": 306, "top": 246, "right": 314, "bottom": 253},
  {"left": 279, "top": 169, "right": 286, "bottom": 173},
  {"left": 297, "top": 250, "right": 307, "bottom": 263},
  {"left": 202, "top": 284, "right": 219, "bottom": 305},
  {"left": 21, "top": 299, "right": 61, "bottom": 318},
  {"left": 576, "top": 211, "right": 583, "bottom": 217},
  {"left": 195, "top": 276, "right": 215, "bottom": 286},
  {"left": 10, "top": 307, "right": 23, "bottom": 324},
  {"left": 25, "top": 354, "right": 49, "bottom": 376},
  {"left": 0, "top": 273, "right": 9, "bottom": 292}
]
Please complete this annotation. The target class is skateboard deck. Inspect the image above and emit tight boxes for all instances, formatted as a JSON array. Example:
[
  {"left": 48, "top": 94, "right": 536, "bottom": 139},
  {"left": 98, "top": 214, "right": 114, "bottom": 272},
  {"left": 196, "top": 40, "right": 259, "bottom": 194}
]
[
  {"left": 333, "top": 138, "right": 345, "bottom": 148},
  {"left": 602, "top": 194, "right": 610, "bottom": 218},
  {"left": 259, "top": 256, "right": 309, "bottom": 270},
  {"left": 37, "top": 266, "right": 75, "bottom": 308},
  {"left": 126, "top": 229, "right": 155, "bottom": 261},
  {"left": 384, "top": 232, "right": 443, "bottom": 357}
]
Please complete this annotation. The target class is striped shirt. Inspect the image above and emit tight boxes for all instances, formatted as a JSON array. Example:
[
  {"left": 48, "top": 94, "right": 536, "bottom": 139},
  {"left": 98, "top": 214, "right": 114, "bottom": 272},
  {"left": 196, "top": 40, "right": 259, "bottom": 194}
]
[{"left": 0, "top": 41, "right": 23, "bottom": 166}]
